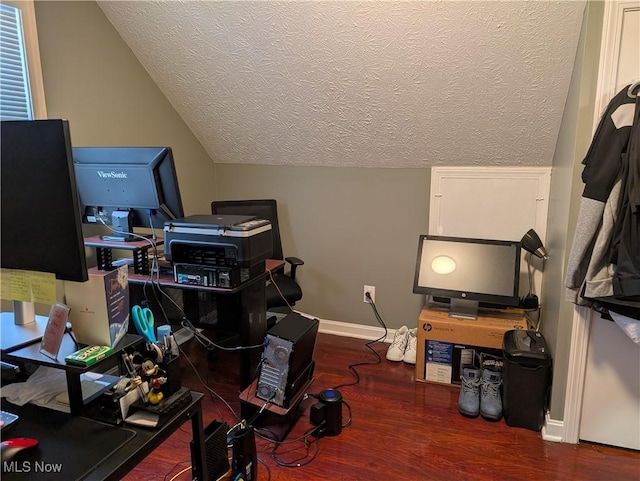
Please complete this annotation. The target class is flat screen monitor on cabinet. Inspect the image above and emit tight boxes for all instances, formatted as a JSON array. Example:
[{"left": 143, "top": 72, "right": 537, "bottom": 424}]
[
  {"left": 73, "top": 146, "right": 185, "bottom": 240},
  {"left": 413, "top": 235, "right": 521, "bottom": 319},
  {"left": 1, "top": 119, "right": 89, "bottom": 328}
]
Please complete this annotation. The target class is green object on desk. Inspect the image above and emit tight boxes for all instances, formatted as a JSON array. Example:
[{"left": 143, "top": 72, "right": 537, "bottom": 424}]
[{"left": 64, "top": 345, "right": 113, "bottom": 367}]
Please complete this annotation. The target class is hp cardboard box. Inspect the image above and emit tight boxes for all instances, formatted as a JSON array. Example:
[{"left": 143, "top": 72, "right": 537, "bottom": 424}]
[
  {"left": 416, "top": 307, "right": 527, "bottom": 385},
  {"left": 65, "top": 266, "right": 130, "bottom": 348}
]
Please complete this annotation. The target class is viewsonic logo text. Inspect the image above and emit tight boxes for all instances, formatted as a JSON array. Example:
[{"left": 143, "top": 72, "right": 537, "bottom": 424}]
[{"left": 97, "top": 170, "right": 127, "bottom": 179}]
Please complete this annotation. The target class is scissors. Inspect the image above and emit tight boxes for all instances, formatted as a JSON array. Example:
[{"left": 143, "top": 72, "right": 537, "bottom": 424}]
[{"left": 132, "top": 305, "right": 157, "bottom": 344}]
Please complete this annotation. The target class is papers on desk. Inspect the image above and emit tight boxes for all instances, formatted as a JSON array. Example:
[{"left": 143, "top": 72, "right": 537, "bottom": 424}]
[
  {"left": 123, "top": 409, "right": 159, "bottom": 428},
  {"left": 119, "top": 382, "right": 159, "bottom": 428}
]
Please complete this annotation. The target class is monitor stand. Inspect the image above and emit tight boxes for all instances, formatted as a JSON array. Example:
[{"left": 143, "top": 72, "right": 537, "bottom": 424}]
[{"left": 448, "top": 298, "right": 479, "bottom": 320}]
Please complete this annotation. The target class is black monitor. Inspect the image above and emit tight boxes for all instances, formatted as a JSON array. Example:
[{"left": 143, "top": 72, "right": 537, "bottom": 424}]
[
  {"left": 73, "top": 147, "right": 184, "bottom": 238},
  {"left": 413, "top": 235, "right": 521, "bottom": 319},
  {"left": 1, "top": 119, "right": 88, "bottom": 328}
]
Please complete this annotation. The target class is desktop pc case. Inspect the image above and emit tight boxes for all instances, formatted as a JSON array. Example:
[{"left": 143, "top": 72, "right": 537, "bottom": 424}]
[{"left": 256, "top": 313, "right": 319, "bottom": 408}]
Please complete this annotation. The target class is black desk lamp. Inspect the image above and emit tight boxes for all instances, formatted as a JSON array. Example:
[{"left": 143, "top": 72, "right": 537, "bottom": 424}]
[
  {"left": 521, "top": 229, "right": 549, "bottom": 260},
  {"left": 520, "top": 229, "right": 548, "bottom": 313}
]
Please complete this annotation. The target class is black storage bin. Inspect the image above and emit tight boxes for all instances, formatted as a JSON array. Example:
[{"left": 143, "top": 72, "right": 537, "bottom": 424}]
[{"left": 502, "top": 330, "right": 552, "bottom": 431}]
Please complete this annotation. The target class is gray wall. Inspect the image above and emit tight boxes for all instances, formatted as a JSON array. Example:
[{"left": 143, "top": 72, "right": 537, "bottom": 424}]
[
  {"left": 35, "top": 1, "right": 215, "bottom": 220},
  {"left": 543, "top": 2, "right": 604, "bottom": 420},
  {"left": 215, "top": 164, "right": 430, "bottom": 327}
]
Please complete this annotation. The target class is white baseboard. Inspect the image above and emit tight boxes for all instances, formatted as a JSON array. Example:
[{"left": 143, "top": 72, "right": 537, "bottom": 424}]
[
  {"left": 542, "top": 411, "right": 564, "bottom": 443},
  {"left": 293, "top": 310, "right": 395, "bottom": 343},
  {"left": 318, "top": 319, "right": 395, "bottom": 343}
]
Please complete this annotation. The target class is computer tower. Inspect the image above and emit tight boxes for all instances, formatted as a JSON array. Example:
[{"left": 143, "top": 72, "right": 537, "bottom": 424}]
[{"left": 256, "top": 312, "right": 319, "bottom": 407}]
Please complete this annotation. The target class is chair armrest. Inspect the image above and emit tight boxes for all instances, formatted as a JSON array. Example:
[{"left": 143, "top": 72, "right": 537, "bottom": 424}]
[{"left": 284, "top": 256, "right": 304, "bottom": 280}]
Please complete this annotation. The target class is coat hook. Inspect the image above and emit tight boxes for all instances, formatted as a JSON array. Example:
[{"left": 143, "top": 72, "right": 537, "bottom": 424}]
[{"left": 627, "top": 80, "right": 640, "bottom": 99}]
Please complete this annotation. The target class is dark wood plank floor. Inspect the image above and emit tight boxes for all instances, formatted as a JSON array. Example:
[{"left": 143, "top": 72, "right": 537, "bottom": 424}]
[{"left": 124, "top": 332, "right": 640, "bottom": 481}]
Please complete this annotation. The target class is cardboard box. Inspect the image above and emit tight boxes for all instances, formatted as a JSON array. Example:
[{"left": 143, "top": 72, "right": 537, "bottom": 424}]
[
  {"left": 416, "top": 307, "right": 527, "bottom": 385},
  {"left": 65, "top": 266, "right": 130, "bottom": 347}
]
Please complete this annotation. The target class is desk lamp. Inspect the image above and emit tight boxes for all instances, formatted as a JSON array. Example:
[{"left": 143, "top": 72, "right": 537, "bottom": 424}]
[
  {"left": 521, "top": 229, "right": 549, "bottom": 261},
  {"left": 520, "top": 229, "right": 548, "bottom": 312}
]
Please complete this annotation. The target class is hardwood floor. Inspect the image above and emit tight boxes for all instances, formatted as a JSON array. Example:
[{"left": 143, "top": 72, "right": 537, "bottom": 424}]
[{"left": 124, "top": 332, "right": 640, "bottom": 481}]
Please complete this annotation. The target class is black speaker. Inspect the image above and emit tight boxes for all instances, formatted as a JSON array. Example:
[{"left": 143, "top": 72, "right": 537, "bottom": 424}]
[
  {"left": 256, "top": 312, "right": 319, "bottom": 407},
  {"left": 310, "top": 388, "right": 343, "bottom": 437}
]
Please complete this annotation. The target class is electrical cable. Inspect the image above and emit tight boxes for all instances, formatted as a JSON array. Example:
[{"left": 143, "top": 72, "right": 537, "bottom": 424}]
[
  {"left": 179, "top": 344, "right": 240, "bottom": 421},
  {"left": 166, "top": 464, "right": 192, "bottom": 481},
  {"left": 341, "top": 399, "right": 353, "bottom": 428},
  {"left": 267, "top": 268, "right": 294, "bottom": 312},
  {"left": 332, "top": 292, "right": 388, "bottom": 390},
  {"left": 270, "top": 422, "right": 325, "bottom": 468}
]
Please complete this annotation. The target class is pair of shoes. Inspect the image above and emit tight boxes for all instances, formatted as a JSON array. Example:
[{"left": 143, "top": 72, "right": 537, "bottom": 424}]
[
  {"left": 386, "top": 326, "right": 417, "bottom": 364},
  {"left": 457, "top": 366, "right": 503, "bottom": 420}
]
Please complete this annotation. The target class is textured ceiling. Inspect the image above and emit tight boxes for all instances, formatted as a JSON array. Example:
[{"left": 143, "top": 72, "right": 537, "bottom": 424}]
[{"left": 97, "top": 1, "right": 585, "bottom": 168}]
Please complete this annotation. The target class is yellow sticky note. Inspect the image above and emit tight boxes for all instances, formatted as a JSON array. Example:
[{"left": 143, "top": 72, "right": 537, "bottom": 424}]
[
  {"left": 0, "top": 269, "right": 11, "bottom": 300},
  {"left": 26, "top": 271, "right": 56, "bottom": 304},
  {"left": 0, "top": 269, "right": 56, "bottom": 304}
]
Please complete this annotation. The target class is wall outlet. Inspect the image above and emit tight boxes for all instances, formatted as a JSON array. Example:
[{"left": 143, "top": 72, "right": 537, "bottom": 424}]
[{"left": 364, "top": 285, "right": 376, "bottom": 303}]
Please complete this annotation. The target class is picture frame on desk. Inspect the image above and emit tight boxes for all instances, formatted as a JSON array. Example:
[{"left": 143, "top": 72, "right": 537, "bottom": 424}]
[{"left": 39, "top": 302, "right": 71, "bottom": 360}]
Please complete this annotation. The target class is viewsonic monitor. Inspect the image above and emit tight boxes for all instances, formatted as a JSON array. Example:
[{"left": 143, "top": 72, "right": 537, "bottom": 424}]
[
  {"left": 73, "top": 147, "right": 184, "bottom": 237},
  {"left": 1, "top": 119, "right": 88, "bottom": 326},
  {"left": 413, "top": 235, "right": 521, "bottom": 319}
]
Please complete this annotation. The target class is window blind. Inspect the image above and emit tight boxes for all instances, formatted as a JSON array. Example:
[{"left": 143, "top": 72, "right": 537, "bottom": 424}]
[{"left": 0, "top": 3, "right": 33, "bottom": 120}]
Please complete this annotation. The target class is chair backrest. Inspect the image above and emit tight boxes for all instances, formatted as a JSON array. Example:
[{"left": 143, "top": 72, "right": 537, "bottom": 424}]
[{"left": 211, "top": 199, "right": 284, "bottom": 260}]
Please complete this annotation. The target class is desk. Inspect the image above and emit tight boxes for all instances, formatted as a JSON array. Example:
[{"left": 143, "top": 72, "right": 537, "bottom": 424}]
[
  {"left": 0, "top": 313, "right": 48, "bottom": 352},
  {"left": 1, "top": 392, "right": 207, "bottom": 481},
  {"left": 128, "top": 259, "right": 285, "bottom": 389}
]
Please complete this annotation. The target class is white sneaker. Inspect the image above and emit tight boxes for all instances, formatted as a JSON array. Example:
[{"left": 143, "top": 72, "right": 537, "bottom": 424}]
[
  {"left": 386, "top": 326, "right": 409, "bottom": 361},
  {"left": 403, "top": 328, "right": 417, "bottom": 364}
]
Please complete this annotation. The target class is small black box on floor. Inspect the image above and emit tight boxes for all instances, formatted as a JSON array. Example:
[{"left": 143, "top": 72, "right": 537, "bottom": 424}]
[
  {"left": 502, "top": 330, "right": 552, "bottom": 431},
  {"left": 256, "top": 312, "right": 319, "bottom": 407},
  {"left": 191, "top": 420, "right": 229, "bottom": 481}
]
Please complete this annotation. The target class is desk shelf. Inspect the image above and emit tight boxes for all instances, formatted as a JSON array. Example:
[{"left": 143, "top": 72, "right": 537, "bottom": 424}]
[
  {"left": 2, "top": 333, "right": 143, "bottom": 416},
  {"left": 84, "top": 236, "right": 163, "bottom": 275}
]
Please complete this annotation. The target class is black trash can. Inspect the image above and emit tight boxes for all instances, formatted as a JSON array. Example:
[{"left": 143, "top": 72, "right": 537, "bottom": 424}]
[{"left": 502, "top": 330, "right": 552, "bottom": 431}]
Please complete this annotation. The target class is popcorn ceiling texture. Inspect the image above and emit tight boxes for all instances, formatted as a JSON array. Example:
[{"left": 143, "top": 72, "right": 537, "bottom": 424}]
[{"left": 98, "top": 1, "right": 585, "bottom": 168}]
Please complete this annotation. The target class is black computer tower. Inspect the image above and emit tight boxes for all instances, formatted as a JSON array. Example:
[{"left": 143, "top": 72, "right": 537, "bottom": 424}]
[{"left": 256, "top": 312, "right": 319, "bottom": 407}]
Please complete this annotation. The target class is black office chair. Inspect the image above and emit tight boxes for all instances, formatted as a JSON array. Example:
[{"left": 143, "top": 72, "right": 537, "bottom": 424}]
[{"left": 211, "top": 199, "right": 304, "bottom": 312}]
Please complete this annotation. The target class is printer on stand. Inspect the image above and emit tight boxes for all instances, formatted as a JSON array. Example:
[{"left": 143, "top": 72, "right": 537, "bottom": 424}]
[{"left": 164, "top": 215, "right": 273, "bottom": 288}]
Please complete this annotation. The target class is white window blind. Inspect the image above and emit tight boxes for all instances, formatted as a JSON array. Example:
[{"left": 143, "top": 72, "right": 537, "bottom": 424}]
[{"left": 0, "top": 3, "right": 33, "bottom": 120}]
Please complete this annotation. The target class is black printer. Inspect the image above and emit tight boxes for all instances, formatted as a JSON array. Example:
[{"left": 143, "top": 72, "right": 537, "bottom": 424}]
[{"left": 164, "top": 215, "right": 273, "bottom": 288}]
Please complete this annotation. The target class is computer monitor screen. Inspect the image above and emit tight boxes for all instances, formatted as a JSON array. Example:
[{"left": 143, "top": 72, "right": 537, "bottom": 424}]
[
  {"left": 1, "top": 119, "right": 88, "bottom": 330},
  {"left": 73, "top": 147, "right": 184, "bottom": 235},
  {"left": 1, "top": 120, "right": 88, "bottom": 283},
  {"left": 413, "top": 235, "right": 521, "bottom": 319}
]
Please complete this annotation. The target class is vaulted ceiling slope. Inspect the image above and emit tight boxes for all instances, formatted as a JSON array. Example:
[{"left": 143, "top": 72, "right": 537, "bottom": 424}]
[{"left": 98, "top": 1, "right": 585, "bottom": 168}]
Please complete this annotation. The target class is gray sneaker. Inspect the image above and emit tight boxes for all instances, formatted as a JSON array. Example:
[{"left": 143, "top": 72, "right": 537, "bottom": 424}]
[
  {"left": 458, "top": 367, "right": 481, "bottom": 417},
  {"left": 480, "top": 368, "right": 503, "bottom": 421}
]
